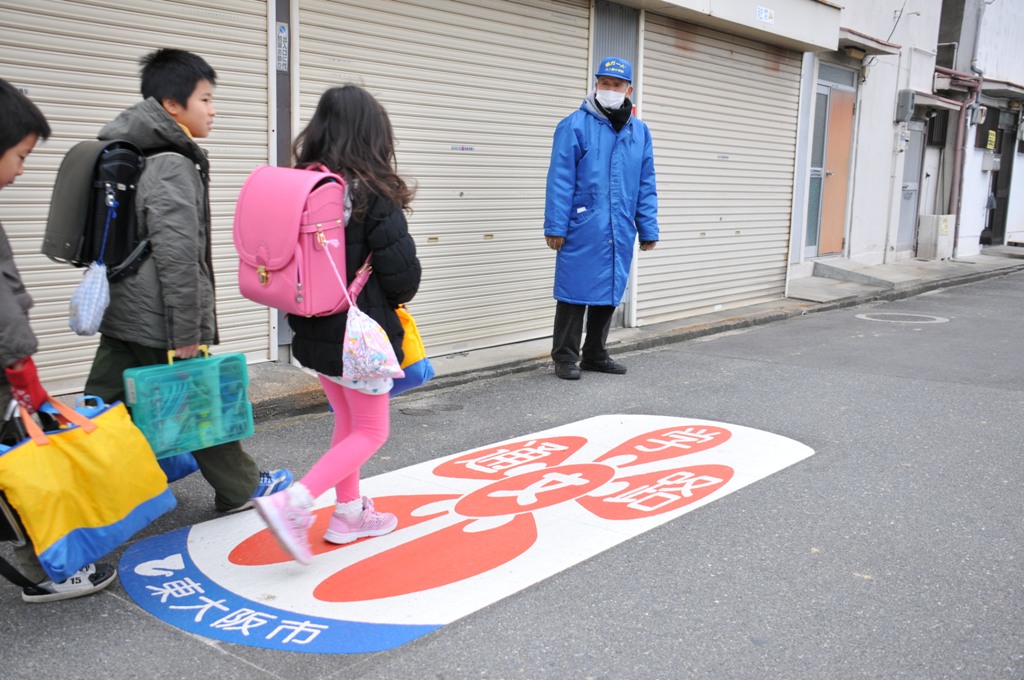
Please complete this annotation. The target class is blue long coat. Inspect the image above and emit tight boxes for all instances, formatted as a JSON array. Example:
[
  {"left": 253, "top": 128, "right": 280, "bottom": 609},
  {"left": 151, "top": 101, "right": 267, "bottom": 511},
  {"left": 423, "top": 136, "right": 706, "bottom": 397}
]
[{"left": 543, "top": 97, "right": 659, "bottom": 306}]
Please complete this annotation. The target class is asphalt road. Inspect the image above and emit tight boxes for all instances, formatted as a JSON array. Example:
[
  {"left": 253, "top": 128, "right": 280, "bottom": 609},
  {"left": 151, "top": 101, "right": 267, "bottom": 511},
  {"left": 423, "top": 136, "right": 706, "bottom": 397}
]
[{"left": 2, "top": 271, "right": 1022, "bottom": 680}]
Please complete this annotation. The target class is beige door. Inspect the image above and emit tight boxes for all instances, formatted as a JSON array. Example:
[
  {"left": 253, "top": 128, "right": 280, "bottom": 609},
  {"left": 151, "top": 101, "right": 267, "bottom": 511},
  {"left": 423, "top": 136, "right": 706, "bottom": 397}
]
[
  {"left": 806, "top": 79, "right": 855, "bottom": 258},
  {"left": 818, "top": 88, "right": 855, "bottom": 254}
]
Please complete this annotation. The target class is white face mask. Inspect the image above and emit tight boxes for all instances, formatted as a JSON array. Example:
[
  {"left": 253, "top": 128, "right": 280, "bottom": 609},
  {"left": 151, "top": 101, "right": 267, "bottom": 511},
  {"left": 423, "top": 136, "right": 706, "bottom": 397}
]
[{"left": 595, "top": 88, "right": 626, "bottom": 110}]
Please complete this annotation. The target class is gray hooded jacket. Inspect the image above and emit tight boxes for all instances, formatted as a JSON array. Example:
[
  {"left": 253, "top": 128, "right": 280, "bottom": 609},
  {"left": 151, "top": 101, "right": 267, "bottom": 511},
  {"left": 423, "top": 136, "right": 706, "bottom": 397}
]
[
  {"left": 0, "top": 220, "right": 38, "bottom": 372},
  {"left": 97, "top": 98, "right": 218, "bottom": 349}
]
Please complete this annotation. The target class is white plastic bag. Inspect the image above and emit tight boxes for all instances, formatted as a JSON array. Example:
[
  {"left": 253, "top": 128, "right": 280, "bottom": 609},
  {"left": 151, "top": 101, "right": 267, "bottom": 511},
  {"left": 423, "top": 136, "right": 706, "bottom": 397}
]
[{"left": 68, "top": 262, "right": 110, "bottom": 336}]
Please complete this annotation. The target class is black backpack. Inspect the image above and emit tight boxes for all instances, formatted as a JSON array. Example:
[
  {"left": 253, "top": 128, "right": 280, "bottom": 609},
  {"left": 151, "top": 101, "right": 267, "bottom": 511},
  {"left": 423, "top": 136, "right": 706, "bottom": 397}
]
[{"left": 42, "top": 140, "right": 152, "bottom": 282}]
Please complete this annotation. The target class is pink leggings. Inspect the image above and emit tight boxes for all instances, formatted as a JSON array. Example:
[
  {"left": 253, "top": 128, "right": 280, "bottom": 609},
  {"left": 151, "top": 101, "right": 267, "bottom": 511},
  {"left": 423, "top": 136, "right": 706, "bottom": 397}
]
[{"left": 299, "top": 376, "right": 390, "bottom": 503}]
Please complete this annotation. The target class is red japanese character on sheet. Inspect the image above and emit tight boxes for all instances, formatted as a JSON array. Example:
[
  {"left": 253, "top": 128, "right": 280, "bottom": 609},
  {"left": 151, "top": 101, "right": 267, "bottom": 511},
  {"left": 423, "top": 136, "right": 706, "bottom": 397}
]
[
  {"left": 577, "top": 465, "right": 734, "bottom": 520},
  {"left": 432, "top": 436, "right": 586, "bottom": 479},
  {"left": 595, "top": 426, "right": 731, "bottom": 468}
]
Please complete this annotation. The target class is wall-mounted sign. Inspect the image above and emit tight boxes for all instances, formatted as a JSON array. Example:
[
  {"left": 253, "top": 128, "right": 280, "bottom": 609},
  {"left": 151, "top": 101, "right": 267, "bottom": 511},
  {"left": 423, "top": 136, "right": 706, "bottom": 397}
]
[{"left": 276, "top": 23, "right": 289, "bottom": 73}]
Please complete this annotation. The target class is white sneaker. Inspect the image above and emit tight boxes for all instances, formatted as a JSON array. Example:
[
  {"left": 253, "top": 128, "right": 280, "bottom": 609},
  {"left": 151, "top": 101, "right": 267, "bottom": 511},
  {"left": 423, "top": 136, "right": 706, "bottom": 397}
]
[
  {"left": 253, "top": 491, "right": 314, "bottom": 564},
  {"left": 22, "top": 563, "right": 117, "bottom": 603},
  {"left": 324, "top": 496, "right": 398, "bottom": 544}
]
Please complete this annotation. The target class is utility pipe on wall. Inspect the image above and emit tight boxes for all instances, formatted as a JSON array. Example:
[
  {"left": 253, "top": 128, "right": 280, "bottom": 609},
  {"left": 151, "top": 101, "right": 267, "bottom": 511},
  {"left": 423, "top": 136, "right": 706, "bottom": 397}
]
[{"left": 937, "top": 65, "right": 982, "bottom": 257}]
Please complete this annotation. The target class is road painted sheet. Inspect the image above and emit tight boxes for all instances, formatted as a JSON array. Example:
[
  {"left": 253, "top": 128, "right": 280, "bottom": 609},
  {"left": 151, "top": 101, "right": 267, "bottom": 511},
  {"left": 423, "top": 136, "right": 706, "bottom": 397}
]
[{"left": 119, "top": 414, "right": 814, "bottom": 653}]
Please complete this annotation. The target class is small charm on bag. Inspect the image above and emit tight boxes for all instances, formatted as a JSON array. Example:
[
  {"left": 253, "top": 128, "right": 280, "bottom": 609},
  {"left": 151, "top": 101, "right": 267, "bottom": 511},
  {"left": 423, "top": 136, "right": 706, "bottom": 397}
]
[{"left": 69, "top": 261, "right": 110, "bottom": 336}]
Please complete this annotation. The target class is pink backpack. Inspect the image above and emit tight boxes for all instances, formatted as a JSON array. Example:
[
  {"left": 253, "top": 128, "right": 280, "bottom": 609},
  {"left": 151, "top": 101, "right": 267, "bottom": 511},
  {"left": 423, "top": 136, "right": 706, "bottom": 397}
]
[{"left": 233, "top": 165, "right": 368, "bottom": 317}]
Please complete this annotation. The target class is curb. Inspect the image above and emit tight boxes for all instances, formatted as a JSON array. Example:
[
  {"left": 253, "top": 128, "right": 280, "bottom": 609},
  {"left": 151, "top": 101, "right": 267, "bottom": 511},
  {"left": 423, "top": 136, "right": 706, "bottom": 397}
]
[{"left": 248, "top": 261, "right": 1024, "bottom": 422}]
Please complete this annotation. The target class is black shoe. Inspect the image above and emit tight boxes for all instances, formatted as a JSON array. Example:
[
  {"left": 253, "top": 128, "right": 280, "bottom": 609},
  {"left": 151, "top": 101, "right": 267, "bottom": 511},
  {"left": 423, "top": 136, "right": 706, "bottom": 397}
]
[
  {"left": 580, "top": 358, "right": 627, "bottom": 374},
  {"left": 554, "top": 362, "right": 581, "bottom": 380}
]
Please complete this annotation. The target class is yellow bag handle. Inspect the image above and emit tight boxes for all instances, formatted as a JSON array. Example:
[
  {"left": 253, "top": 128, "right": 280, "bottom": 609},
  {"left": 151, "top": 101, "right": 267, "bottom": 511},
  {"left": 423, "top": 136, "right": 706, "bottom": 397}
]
[
  {"left": 396, "top": 305, "right": 426, "bottom": 368},
  {"left": 165, "top": 345, "right": 210, "bottom": 364}
]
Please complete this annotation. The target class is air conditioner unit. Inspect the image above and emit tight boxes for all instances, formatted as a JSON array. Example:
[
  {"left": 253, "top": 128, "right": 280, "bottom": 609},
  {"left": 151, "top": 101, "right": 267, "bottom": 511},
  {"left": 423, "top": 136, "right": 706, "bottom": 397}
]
[
  {"left": 918, "top": 215, "right": 955, "bottom": 260},
  {"left": 971, "top": 105, "right": 988, "bottom": 125}
]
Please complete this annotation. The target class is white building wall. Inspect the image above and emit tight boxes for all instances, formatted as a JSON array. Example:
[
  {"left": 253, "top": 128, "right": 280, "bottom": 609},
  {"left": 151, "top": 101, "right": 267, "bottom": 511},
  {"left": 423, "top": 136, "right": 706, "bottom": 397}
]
[
  {"left": 1008, "top": 166, "right": 1024, "bottom": 245},
  {"left": 839, "top": 0, "right": 943, "bottom": 264},
  {"left": 958, "top": 148, "right": 992, "bottom": 255},
  {"left": 836, "top": 1, "right": 897, "bottom": 42},
  {"left": 975, "top": 1, "right": 1024, "bottom": 83},
  {"left": 848, "top": 55, "right": 901, "bottom": 264},
  {"left": 905, "top": 46, "right": 938, "bottom": 92}
]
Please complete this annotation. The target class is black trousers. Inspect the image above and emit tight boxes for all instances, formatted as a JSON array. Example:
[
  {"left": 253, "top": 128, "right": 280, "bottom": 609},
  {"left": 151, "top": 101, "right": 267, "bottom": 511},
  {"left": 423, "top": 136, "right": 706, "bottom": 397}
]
[{"left": 551, "top": 301, "right": 615, "bottom": 364}]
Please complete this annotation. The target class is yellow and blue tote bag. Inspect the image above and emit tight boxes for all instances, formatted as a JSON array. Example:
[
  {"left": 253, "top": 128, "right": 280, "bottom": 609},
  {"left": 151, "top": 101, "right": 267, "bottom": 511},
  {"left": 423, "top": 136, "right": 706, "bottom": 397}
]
[
  {"left": 0, "top": 399, "right": 175, "bottom": 581},
  {"left": 391, "top": 305, "right": 435, "bottom": 396}
]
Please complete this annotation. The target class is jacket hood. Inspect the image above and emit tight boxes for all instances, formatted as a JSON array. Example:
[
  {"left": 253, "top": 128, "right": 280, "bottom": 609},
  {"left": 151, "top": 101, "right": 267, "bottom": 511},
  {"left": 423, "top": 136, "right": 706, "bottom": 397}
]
[
  {"left": 98, "top": 98, "right": 204, "bottom": 160},
  {"left": 581, "top": 93, "right": 633, "bottom": 127},
  {"left": 581, "top": 93, "right": 607, "bottom": 120}
]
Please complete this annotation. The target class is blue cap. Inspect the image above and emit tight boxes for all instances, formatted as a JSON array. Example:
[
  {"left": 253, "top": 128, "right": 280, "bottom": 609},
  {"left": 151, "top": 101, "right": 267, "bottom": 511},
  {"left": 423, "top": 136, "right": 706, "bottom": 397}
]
[{"left": 595, "top": 57, "right": 632, "bottom": 83}]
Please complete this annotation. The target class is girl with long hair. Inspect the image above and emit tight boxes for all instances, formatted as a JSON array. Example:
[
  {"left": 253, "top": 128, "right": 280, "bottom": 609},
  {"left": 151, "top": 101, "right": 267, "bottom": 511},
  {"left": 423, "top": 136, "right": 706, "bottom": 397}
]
[{"left": 254, "top": 85, "right": 421, "bottom": 564}]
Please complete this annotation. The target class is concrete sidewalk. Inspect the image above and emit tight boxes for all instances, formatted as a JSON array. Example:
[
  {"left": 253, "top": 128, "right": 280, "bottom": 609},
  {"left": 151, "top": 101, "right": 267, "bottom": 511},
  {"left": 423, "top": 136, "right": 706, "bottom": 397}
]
[{"left": 247, "top": 246, "right": 1024, "bottom": 422}]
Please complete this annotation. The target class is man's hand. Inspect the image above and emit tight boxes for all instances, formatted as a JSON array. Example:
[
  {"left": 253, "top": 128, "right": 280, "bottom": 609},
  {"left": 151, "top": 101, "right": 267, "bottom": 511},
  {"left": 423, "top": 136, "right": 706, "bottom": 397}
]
[
  {"left": 639, "top": 241, "right": 657, "bottom": 252},
  {"left": 173, "top": 344, "right": 201, "bottom": 359},
  {"left": 546, "top": 236, "right": 565, "bottom": 251},
  {"left": 4, "top": 356, "right": 49, "bottom": 414}
]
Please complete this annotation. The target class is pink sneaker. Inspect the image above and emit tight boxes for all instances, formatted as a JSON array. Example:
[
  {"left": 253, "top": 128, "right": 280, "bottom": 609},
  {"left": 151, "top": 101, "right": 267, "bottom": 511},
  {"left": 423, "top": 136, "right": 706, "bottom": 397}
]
[
  {"left": 324, "top": 496, "right": 398, "bottom": 545},
  {"left": 253, "top": 491, "right": 314, "bottom": 564}
]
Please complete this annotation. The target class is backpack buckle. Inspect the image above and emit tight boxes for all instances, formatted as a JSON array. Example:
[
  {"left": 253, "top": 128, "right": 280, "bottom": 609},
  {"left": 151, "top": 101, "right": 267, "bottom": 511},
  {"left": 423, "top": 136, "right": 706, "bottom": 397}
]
[{"left": 257, "top": 264, "right": 270, "bottom": 286}]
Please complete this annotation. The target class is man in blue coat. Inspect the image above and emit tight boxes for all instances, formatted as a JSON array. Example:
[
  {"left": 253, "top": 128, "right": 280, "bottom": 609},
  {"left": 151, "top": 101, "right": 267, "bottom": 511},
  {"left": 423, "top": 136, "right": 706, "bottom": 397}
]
[{"left": 544, "top": 56, "right": 659, "bottom": 380}]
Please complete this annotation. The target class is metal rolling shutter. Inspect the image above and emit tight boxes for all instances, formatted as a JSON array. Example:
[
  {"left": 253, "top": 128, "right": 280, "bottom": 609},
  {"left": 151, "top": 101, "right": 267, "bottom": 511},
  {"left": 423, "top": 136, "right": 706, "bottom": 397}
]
[
  {"left": 297, "top": 0, "right": 590, "bottom": 355},
  {"left": 0, "top": 0, "right": 272, "bottom": 394},
  {"left": 637, "top": 13, "right": 802, "bottom": 324}
]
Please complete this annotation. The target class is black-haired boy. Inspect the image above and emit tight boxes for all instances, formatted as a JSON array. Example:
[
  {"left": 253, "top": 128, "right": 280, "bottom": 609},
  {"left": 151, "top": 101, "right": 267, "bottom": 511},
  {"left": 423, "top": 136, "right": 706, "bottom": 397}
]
[{"left": 82, "top": 49, "right": 293, "bottom": 513}]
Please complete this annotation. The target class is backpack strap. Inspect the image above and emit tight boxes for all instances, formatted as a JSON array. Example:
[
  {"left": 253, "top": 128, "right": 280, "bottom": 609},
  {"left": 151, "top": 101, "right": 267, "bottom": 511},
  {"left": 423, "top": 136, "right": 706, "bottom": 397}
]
[
  {"left": 104, "top": 148, "right": 187, "bottom": 283},
  {"left": 107, "top": 238, "right": 152, "bottom": 282},
  {"left": 348, "top": 256, "right": 373, "bottom": 302},
  {"left": 328, "top": 251, "right": 373, "bottom": 313}
]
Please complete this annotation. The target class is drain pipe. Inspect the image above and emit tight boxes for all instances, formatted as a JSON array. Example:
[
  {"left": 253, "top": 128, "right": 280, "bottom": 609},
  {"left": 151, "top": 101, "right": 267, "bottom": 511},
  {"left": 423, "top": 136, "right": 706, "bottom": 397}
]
[{"left": 940, "top": 65, "right": 982, "bottom": 258}]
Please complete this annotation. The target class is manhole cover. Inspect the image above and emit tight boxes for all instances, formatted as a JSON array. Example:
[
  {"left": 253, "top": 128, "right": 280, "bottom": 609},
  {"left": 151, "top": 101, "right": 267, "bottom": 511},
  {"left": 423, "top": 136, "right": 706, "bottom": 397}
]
[{"left": 855, "top": 312, "right": 949, "bottom": 324}]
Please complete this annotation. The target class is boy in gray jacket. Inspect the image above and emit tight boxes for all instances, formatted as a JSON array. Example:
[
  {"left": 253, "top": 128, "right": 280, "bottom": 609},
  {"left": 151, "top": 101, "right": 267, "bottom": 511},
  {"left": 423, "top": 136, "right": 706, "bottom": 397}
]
[
  {"left": 82, "top": 49, "right": 292, "bottom": 512},
  {"left": 0, "top": 78, "right": 118, "bottom": 602}
]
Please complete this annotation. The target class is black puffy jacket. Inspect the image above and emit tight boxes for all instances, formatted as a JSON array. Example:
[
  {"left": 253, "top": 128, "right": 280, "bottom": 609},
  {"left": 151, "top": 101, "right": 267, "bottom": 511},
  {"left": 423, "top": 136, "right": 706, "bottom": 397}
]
[{"left": 287, "top": 193, "right": 421, "bottom": 377}]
